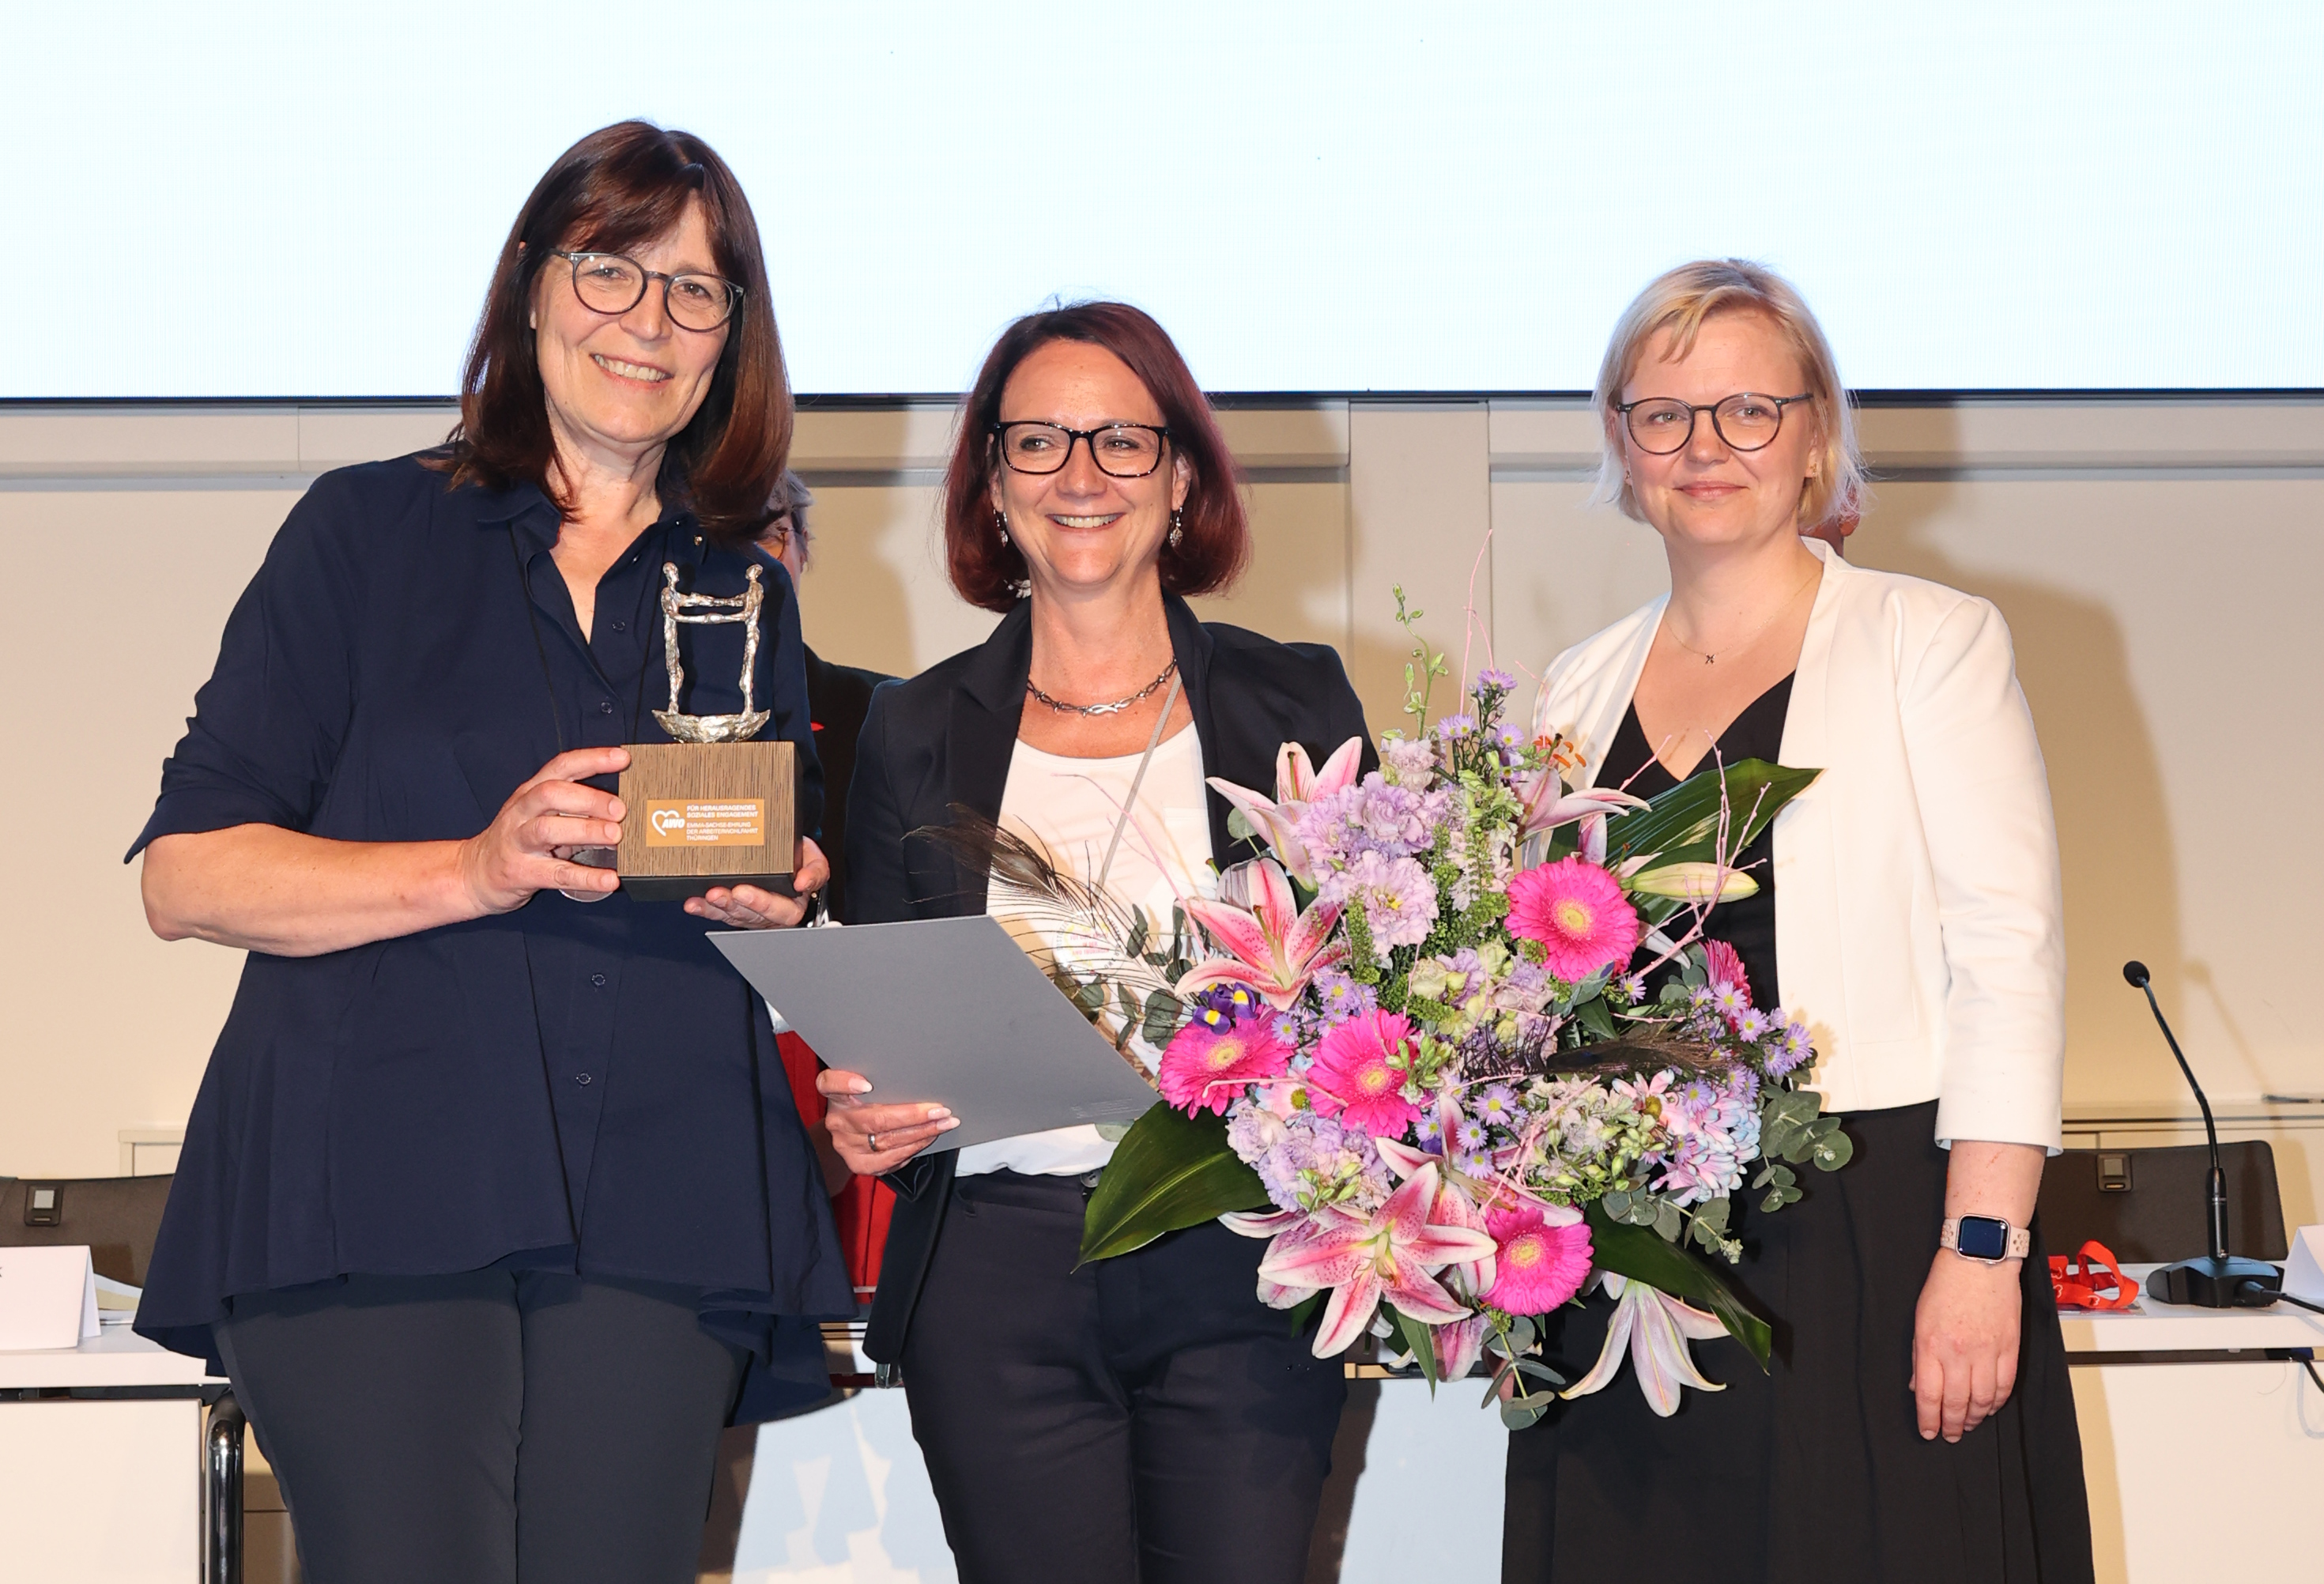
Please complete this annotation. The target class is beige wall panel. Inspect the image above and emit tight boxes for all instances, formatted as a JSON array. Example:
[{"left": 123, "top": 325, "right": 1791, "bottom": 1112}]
[
  {"left": 1488, "top": 480, "right": 1670, "bottom": 692},
  {"left": 1186, "top": 479, "right": 1350, "bottom": 652},
  {"left": 0, "top": 485, "right": 289, "bottom": 1177},
  {"left": 1346, "top": 404, "right": 1492, "bottom": 735},
  {"left": 1849, "top": 477, "right": 2324, "bottom": 1111},
  {"left": 791, "top": 483, "right": 995, "bottom": 678}
]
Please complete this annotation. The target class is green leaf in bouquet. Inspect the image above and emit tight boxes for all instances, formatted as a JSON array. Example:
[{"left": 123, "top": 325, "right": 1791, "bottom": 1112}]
[
  {"left": 1140, "top": 989, "right": 1183, "bottom": 1050},
  {"left": 1653, "top": 1201, "right": 1685, "bottom": 1243},
  {"left": 1227, "top": 805, "right": 1259, "bottom": 844},
  {"left": 1585, "top": 1203, "right": 1773, "bottom": 1370},
  {"left": 1572, "top": 997, "right": 1617, "bottom": 1043},
  {"left": 1078, "top": 1104, "right": 1270, "bottom": 1265},
  {"left": 1125, "top": 909, "right": 1150, "bottom": 962},
  {"left": 1390, "top": 1305, "right": 1443, "bottom": 1390},
  {"left": 1811, "top": 1126, "right": 1854, "bottom": 1171},
  {"left": 1603, "top": 758, "right": 1821, "bottom": 871}
]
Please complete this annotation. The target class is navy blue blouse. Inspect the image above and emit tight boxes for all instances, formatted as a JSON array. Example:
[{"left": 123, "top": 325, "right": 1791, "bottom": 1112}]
[{"left": 127, "top": 454, "right": 854, "bottom": 1419}]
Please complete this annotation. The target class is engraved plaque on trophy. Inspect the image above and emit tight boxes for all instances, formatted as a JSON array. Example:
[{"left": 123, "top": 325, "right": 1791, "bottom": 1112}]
[{"left": 615, "top": 563, "right": 798, "bottom": 902}]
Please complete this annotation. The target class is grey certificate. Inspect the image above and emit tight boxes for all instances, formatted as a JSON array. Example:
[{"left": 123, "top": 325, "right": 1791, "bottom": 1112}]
[{"left": 710, "top": 916, "right": 1163, "bottom": 1155}]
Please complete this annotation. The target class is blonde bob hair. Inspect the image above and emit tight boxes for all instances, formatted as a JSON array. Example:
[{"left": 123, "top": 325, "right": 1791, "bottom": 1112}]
[{"left": 1591, "top": 258, "right": 1867, "bottom": 533}]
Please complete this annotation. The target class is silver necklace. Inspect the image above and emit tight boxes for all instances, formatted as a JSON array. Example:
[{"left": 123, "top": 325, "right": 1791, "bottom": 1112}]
[
  {"left": 1026, "top": 658, "right": 1179, "bottom": 717},
  {"left": 1666, "top": 565, "right": 1820, "bottom": 666}
]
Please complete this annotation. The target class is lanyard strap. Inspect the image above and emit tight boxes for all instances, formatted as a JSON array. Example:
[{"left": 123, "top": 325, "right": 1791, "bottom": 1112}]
[{"left": 1096, "top": 670, "right": 1185, "bottom": 892}]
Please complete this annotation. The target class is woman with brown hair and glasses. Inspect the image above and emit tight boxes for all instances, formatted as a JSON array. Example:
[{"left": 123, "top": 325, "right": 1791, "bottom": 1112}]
[
  {"left": 129, "top": 122, "right": 850, "bottom": 1584},
  {"left": 816, "top": 301, "right": 1368, "bottom": 1583}
]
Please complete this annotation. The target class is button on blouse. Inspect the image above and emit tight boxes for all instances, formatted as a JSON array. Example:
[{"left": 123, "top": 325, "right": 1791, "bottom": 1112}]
[{"left": 126, "top": 454, "right": 852, "bottom": 1419}]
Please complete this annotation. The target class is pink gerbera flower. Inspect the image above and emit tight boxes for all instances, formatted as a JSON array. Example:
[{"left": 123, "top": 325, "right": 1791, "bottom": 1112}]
[
  {"left": 1158, "top": 1018, "right": 1293, "bottom": 1116},
  {"left": 1505, "top": 857, "right": 1641, "bottom": 982},
  {"left": 1481, "top": 1201, "right": 1594, "bottom": 1316},
  {"left": 1306, "top": 1009, "right": 1424, "bottom": 1136}
]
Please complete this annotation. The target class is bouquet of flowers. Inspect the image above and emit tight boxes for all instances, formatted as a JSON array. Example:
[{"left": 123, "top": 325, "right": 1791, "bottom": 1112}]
[{"left": 980, "top": 599, "right": 1849, "bottom": 1420}]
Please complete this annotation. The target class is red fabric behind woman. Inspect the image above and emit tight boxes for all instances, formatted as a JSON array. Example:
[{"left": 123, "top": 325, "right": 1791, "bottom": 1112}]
[{"left": 777, "top": 1031, "right": 892, "bottom": 1299}]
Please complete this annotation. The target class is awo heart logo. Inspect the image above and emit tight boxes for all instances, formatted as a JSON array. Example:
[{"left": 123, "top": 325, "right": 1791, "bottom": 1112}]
[{"left": 651, "top": 808, "right": 689, "bottom": 836}]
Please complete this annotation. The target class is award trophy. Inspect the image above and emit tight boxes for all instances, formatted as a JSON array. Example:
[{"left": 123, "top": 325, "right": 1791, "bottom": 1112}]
[{"left": 613, "top": 563, "right": 797, "bottom": 901}]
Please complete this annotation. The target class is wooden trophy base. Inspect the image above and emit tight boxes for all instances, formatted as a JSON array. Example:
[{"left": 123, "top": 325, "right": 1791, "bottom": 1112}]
[{"left": 614, "top": 741, "right": 796, "bottom": 903}]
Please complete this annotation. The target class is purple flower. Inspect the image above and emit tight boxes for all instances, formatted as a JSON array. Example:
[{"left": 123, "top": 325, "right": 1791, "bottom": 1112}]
[
  {"left": 1378, "top": 735, "right": 1439, "bottom": 784},
  {"left": 1477, "top": 1084, "right": 1518, "bottom": 1124},
  {"left": 1322, "top": 850, "right": 1439, "bottom": 955},
  {"left": 1769, "top": 1019, "right": 1813, "bottom": 1077},
  {"left": 1734, "top": 1007, "right": 1772, "bottom": 1042},
  {"left": 1454, "top": 1117, "right": 1489, "bottom": 1153},
  {"left": 1435, "top": 713, "right": 1478, "bottom": 740},
  {"left": 1477, "top": 667, "right": 1517, "bottom": 691},
  {"left": 1228, "top": 1105, "right": 1393, "bottom": 1214}
]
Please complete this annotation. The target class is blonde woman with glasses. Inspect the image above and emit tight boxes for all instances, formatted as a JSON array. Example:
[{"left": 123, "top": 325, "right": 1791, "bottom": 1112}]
[{"left": 1507, "top": 261, "right": 2093, "bottom": 1582}]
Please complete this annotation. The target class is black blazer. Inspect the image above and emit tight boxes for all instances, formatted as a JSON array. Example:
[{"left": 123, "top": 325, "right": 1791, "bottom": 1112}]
[{"left": 846, "top": 592, "right": 1375, "bottom": 1363}]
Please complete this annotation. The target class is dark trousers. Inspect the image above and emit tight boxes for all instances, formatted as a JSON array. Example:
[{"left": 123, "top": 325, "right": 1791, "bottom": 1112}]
[
  {"left": 214, "top": 1269, "right": 745, "bottom": 1584},
  {"left": 898, "top": 1170, "right": 1347, "bottom": 1584}
]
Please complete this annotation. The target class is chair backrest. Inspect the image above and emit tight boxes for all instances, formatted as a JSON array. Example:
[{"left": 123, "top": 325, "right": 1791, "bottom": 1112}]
[
  {"left": 2038, "top": 1141, "right": 2288, "bottom": 1263},
  {"left": 0, "top": 1175, "right": 175, "bottom": 1287}
]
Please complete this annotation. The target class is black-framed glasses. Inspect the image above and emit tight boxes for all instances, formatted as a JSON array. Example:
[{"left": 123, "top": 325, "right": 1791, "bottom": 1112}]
[
  {"left": 1615, "top": 392, "right": 1814, "bottom": 454},
  {"left": 549, "top": 250, "right": 742, "bottom": 333},
  {"left": 991, "top": 421, "right": 1172, "bottom": 478}
]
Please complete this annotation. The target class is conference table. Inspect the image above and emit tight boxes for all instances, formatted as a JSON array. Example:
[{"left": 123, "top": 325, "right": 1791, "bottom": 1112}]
[
  {"left": 3, "top": 1274, "right": 2315, "bottom": 1583},
  {"left": 0, "top": 1327, "right": 240, "bottom": 1584}
]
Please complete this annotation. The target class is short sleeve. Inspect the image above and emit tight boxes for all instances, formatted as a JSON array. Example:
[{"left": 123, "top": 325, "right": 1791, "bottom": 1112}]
[{"left": 126, "top": 471, "right": 368, "bottom": 860}]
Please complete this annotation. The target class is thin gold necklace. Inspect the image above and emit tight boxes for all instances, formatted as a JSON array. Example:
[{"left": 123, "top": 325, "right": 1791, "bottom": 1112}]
[{"left": 1666, "top": 564, "right": 1821, "bottom": 666}]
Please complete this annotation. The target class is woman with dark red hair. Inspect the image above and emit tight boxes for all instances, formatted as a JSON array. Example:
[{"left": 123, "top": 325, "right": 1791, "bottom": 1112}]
[
  {"left": 819, "top": 302, "right": 1370, "bottom": 1582},
  {"left": 130, "top": 122, "right": 850, "bottom": 1583}
]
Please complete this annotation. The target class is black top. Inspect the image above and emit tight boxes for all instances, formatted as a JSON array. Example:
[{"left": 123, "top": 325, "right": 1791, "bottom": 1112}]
[
  {"left": 126, "top": 454, "right": 852, "bottom": 1418},
  {"left": 847, "top": 592, "right": 1375, "bottom": 1361},
  {"left": 1603, "top": 674, "right": 1793, "bottom": 1009},
  {"left": 802, "top": 647, "right": 894, "bottom": 925}
]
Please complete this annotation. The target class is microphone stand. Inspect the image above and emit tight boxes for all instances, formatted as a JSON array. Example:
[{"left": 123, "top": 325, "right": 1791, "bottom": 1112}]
[{"left": 2122, "top": 961, "right": 2283, "bottom": 1307}]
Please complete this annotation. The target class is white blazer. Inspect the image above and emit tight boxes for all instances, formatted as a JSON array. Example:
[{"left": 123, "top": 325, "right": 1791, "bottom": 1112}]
[{"left": 1532, "top": 537, "right": 2066, "bottom": 1150}]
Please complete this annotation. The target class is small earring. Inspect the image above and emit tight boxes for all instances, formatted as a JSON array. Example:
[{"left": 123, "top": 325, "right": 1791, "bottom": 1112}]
[
  {"left": 994, "top": 509, "right": 1010, "bottom": 547},
  {"left": 1168, "top": 508, "right": 1184, "bottom": 550}
]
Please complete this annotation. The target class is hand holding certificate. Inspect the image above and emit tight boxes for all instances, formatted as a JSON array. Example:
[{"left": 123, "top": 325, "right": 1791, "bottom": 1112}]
[{"left": 711, "top": 916, "right": 1164, "bottom": 1166}]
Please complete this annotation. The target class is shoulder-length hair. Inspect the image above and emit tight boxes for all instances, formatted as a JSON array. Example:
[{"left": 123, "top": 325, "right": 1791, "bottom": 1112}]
[
  {"left": 1591, "top": 259, "right": 1868, "bottom": 534},
  {"left": 943, "top": 301, "right": 1249, "bottom": 613},
  {"left": 431, "top": 120, "right": 790, "bottom": 543}
]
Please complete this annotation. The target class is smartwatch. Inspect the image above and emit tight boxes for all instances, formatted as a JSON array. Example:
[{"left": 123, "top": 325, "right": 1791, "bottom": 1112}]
[{"left": 1941, "top": 1215, "right": 2032, "bottom": 1265}]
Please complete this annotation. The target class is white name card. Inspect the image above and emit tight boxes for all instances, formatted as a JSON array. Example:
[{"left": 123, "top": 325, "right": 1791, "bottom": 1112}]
[
  {"left": 2286, "top": 1224, "right": 2324, "bottom": 1306},
  {"left": 0, "top": 1245, "right": 101, "bottom": 1351}
]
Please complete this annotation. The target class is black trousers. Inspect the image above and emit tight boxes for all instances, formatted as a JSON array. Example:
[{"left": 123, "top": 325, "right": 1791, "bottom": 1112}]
[
  {"left": 899, "top": 1170, "right": 1347, "bottom": 1584},
  {"left": 214, "top": 1269, "right": 745, "bottom": 1584}
]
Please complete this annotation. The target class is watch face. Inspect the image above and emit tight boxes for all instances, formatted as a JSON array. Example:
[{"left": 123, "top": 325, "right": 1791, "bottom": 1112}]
[{"left": 1956, "top": 1216, "right": 2011, "bottom": 1262}]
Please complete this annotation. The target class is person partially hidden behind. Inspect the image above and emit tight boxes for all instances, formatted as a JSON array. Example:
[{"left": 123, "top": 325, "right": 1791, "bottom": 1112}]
[{"left": 756, "top": 471, "right": 901, "bottom": 1297}]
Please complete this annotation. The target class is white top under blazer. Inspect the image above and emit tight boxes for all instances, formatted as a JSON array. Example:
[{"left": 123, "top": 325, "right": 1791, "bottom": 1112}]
[{"left": 1531, "top": 537, "right": 2066, "bottom": 1151}]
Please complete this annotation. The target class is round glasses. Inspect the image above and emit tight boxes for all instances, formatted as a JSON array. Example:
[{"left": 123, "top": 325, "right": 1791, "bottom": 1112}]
[
  {"left": 992, "top": 422, "right": 1171, "bottom": 478},
  {"left": 550, "top": 250, "right": 742, "bottom": 333},
  {"left": 1615, "top": 392, "right": 1814, "bottom": 454}
]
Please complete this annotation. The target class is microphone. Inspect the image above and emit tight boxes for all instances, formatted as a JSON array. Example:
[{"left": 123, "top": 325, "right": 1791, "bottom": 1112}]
[{"left": 2122, "top": 960, "right": 2282, "bottom": 1307}]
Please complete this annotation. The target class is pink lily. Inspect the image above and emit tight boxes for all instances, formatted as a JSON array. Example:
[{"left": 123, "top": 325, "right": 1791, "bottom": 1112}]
[
  {"left": 1207, "top": 737, "right": 1364, "bottom": 885},
  {"left": 1560, "top": 1273, "right": 1730, "bottom": 1416},
  {"left": 1257, "top": 1162, "right": 1498, "bottom": 1357},
  {"left": 1513, "top": 767, "right": 1648, "bottom": 842},
  {"left": 1430, "top": 1314, "right": 1488, "bottom": 1381},
  {"left": 1179, "top": 857, "right": 1347, "bottom": 1009}
]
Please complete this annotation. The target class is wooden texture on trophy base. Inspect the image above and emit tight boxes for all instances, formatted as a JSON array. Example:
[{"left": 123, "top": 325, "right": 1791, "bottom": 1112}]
[{"left": 615, "top": 741, "right": 796, "bottom": 903}]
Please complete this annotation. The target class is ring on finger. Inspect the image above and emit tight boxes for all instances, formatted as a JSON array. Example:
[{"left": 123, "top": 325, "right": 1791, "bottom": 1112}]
[{"left": 867, "top": 1130, "right": 877, "bottom": 1152}]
